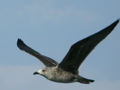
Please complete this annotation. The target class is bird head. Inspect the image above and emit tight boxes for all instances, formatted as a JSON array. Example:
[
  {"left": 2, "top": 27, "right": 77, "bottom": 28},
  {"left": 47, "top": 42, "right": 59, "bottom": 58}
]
[{"left": 33, "top": 68, "right": 47, "bottom": 76}]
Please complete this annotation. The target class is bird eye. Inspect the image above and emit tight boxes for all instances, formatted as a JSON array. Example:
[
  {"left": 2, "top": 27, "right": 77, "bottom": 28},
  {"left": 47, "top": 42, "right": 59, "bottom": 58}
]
[{"left": 42, "top": 70, "right": 46, "bottom": 72}]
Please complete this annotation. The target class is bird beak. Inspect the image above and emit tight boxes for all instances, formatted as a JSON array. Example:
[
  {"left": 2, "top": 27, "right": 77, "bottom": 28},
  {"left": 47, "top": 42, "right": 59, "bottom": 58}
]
[{"left": 33, "top": 72, "right": 39, "bottom": 75}]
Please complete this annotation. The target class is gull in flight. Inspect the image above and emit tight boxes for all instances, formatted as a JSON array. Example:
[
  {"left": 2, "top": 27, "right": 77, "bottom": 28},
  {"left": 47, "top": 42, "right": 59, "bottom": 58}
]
[{"left": 17, "top": 19, "right": 119, "bottom": 84}]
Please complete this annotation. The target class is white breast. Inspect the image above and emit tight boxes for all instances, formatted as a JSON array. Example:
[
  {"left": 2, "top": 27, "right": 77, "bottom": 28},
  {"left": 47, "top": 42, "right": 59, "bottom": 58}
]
[{"left": 44, "top": 66, "right": 75, "bottom": 83}]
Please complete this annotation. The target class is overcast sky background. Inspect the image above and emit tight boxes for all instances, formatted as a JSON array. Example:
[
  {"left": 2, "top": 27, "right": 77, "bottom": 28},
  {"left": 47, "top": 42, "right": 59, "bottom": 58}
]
[{"left": 0, "top": 0, "right": 120, "bottom": 90}]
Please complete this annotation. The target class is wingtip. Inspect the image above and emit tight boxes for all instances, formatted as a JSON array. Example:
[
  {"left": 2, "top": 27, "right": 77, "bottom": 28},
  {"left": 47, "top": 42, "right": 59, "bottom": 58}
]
[
  {"left": 118, "top": 18, "right": 120, "bottom": 22},
  {"left": 114, "top": 18, "right": 120, "bottom": 24},
  {"left": 115, "top": 18, "right": 120, "bottom": 24},
  {"left": 110, "top": 19, "right": 120, "bottom": 29},
  {"left": 17, "top": 38, "right": 26, "bottom": 50},
  {"left": 117, "top": 18, "right": 120, "bottom": 22}
]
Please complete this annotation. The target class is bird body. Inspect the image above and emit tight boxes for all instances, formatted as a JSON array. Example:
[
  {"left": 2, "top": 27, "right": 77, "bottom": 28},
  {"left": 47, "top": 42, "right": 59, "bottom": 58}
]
[
  {"left": 17, "top": 19, "right": 119, "bottom": 84},
  {"left": 37, "top": 66, "right": 75, "bottom": 83},
  {"left": 34, "top": 66, "right": 94, "bottom": 84}
]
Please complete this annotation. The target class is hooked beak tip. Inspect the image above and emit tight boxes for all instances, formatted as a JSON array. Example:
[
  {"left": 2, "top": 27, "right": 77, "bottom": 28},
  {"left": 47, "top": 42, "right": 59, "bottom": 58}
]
[{"left": 33, "top": 72, "right": 39, "bottom": 75}]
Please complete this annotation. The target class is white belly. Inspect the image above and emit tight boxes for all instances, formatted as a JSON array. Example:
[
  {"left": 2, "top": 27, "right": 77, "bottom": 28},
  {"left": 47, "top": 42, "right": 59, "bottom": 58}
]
[{"left": 44, "top": 67, "right": 76, "bottom": 83}]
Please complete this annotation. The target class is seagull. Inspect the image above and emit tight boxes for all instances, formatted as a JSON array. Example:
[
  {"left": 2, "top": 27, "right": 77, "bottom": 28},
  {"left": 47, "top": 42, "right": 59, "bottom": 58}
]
[{"left": 17, "top": 19, "right": 119, "bottom": 84}]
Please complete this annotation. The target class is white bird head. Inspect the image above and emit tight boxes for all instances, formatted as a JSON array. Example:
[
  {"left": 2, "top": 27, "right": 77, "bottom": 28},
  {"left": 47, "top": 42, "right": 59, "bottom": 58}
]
[{"left": 33, "top": 68, "right": 47, "bottom": 76}]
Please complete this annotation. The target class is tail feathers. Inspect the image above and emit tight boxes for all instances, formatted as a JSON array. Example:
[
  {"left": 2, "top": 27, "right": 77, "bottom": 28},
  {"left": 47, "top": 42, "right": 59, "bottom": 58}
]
[{"left": 78, "top": 77, "right": 94, "bottom": 84}]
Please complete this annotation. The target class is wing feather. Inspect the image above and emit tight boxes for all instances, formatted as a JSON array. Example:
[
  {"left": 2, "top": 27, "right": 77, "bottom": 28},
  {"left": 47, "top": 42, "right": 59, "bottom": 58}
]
[
  {"left": 17, "top": 39, "right": 58, "bottom": 67},
  {"left": 59, "top": 19, "right": 119, "bottom": 74}
]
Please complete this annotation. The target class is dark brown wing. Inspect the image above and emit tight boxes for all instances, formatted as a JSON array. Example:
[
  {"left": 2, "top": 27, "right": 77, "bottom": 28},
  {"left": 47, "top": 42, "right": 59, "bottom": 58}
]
[
  {"left": 59, "top": 19, "right": 119, "bottom": 74},
  {"left": 17, "top": 39, "right": 58, "bottom": 67}
]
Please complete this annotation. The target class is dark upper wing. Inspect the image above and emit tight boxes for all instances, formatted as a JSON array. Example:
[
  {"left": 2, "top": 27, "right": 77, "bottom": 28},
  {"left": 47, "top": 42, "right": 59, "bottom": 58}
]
[
  {"left": 59, "top": 19, "right": 119, "bottom": 74},
  {"left": 17, "top": 39, "right": 58, "bottom": 67}
]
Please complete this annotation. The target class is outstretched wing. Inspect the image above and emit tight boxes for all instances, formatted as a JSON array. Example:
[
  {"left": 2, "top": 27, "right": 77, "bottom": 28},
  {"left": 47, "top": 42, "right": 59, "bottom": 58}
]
[
  {"left": 17, "top": 39, "right": 58, "bottom": 67},
  {"left": 59, "top": 19, "right": 119, "bottom": 74}
]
